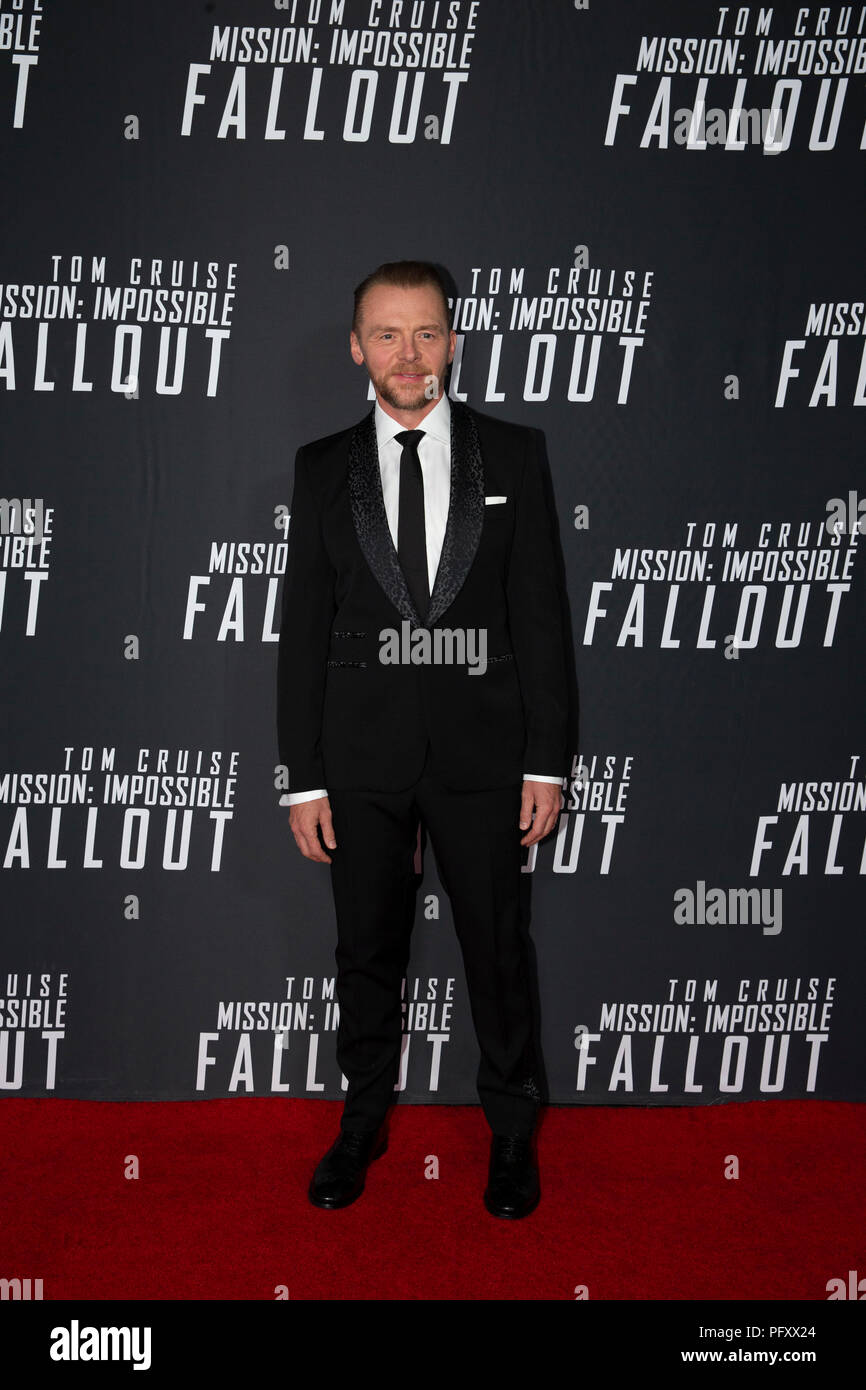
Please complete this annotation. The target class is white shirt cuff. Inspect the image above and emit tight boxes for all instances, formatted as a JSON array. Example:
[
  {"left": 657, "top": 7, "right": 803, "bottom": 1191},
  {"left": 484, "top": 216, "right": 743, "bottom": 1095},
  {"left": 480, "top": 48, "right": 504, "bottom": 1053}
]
[
  {"left": 279, "top": 789, "right": 328, "bottom": 806},
  {"left": 280, "top": 777, "right": 562, "bottom": 805}
]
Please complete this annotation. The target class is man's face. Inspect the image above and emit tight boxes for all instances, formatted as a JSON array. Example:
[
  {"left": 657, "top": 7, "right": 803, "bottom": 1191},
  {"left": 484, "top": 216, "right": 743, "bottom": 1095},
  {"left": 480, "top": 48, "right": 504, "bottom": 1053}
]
[{"left": 350, "top": 282, "right": 456, "bottom": 422}]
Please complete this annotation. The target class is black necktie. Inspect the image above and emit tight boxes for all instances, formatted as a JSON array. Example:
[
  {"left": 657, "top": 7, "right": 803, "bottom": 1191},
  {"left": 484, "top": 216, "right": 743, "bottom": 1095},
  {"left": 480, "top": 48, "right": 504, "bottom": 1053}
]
[{"left": 395, "top": 429, "right": 429, "bottom": 622}]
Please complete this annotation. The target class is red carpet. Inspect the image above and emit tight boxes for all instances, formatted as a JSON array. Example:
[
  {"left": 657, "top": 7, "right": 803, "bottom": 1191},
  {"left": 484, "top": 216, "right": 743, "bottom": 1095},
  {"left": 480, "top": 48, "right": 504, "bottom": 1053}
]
[{"left": 1, "top": 1098, "right": 863, "bottom": 1300}]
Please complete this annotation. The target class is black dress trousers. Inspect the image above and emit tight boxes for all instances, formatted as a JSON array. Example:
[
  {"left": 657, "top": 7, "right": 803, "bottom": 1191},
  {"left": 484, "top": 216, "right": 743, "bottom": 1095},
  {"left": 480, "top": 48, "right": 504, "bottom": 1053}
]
[{"left": 327, "top": 744, "right": 543, "bottom": 1138}]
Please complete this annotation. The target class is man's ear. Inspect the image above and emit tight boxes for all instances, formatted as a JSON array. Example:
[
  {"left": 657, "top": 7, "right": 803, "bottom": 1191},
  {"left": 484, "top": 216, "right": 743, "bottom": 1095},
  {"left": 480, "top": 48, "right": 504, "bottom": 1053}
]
[
  {"left": 447, "top": 329, "right": 457, "bottom": 364},
  {"left": 349, "top": 330, "right": 365, "bottom": 366}
]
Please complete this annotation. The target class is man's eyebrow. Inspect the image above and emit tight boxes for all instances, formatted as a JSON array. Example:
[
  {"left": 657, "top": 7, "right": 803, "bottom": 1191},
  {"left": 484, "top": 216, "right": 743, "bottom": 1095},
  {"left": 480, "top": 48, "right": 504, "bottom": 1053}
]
[{"left": 368, "top": 322, "right": 444, "bottom": 332}]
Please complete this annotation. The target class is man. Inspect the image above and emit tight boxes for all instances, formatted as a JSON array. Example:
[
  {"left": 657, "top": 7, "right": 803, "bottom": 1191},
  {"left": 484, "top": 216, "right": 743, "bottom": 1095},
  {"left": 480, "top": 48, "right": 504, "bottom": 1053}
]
[{"left": 277, "top": 261, "right": 572, "bottom": 1218}]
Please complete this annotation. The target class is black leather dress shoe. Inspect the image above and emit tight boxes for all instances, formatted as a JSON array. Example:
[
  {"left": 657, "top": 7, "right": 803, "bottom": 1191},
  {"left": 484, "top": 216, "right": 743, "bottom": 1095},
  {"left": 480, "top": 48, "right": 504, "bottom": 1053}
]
[
  {"left": 483, "top": 1134, "right": 540, "bottom": 1219},
  {"left": 308, "top": 1125, "right": 388, "bottom": 1209}
]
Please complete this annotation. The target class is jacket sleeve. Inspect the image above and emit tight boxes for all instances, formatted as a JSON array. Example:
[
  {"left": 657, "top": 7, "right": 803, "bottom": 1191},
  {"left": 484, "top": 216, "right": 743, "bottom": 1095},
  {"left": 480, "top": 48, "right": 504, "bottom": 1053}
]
[
  {"left": 276, "top": 447, "right": 336, "bottom": 793},
  {"left": 505, "top": 427, "right": 572, "bottom": 780}
]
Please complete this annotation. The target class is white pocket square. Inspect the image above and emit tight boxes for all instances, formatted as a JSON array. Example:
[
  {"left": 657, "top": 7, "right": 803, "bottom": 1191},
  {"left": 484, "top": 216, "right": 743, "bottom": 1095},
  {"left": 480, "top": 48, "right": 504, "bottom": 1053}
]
[{"left": 485, "top": 495, "right": 507, "bottom": 505}]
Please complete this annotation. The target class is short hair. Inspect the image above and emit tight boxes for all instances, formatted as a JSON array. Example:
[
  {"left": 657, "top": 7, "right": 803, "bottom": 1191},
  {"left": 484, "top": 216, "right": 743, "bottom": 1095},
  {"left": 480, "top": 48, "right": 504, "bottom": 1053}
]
[{"left": 352, "top": 261, "right": 452, "bottom": 333}]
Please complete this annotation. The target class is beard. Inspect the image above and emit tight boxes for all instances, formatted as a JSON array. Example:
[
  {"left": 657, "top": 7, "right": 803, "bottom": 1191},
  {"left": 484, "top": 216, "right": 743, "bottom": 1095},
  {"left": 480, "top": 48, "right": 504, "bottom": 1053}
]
[{"left": 369, "top": 364, "right": 440, "bottom": 412}]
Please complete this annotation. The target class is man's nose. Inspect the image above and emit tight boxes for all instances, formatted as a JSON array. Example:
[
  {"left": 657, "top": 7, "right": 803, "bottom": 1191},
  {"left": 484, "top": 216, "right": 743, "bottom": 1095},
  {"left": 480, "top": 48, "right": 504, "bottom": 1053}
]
[{"left": 400, "top": 336, "right": 421, "bottom": 359}]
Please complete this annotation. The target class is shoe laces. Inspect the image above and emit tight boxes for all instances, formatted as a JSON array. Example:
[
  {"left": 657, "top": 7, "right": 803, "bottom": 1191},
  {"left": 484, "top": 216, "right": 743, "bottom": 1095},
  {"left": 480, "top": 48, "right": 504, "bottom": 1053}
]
[{"left": 341, "top": 1129, "right": 377, "bottom": 1155}]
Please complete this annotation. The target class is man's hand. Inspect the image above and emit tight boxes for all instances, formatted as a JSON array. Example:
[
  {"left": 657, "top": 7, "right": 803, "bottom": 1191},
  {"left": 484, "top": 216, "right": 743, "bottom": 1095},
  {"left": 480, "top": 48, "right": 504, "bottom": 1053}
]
[
  {"left": 289, "top": 796, "right": 337, "bottom": 863},
  {"left": 519, "top": 779, "right": 563, "bottom": 847}
]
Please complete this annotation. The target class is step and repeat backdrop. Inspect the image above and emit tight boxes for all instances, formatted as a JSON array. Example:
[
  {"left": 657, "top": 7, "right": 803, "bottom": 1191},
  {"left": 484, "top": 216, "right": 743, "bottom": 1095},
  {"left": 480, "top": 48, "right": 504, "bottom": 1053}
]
[{"left": 1, "top": 0, "right": 864, "bottom": 1106}]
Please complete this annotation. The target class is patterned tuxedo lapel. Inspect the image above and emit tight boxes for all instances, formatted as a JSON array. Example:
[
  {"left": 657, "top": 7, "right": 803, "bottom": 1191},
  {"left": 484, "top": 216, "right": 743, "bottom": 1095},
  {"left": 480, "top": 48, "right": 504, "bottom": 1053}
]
[
  {"left": 348, "top": 408, "right": 420, "bottom": 625},
  {"left": 347, "top": 399, "right": 485, "bottom": 628},
  {"left": 427, "top": 399, "right": 485, "bottom": 626}
]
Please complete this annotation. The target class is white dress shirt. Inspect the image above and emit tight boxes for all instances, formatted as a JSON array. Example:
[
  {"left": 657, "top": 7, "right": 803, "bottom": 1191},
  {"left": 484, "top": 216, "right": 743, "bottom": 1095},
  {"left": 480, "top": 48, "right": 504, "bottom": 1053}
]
[{"left": 280, "top": 393, "right": 562, "bottom": 805}]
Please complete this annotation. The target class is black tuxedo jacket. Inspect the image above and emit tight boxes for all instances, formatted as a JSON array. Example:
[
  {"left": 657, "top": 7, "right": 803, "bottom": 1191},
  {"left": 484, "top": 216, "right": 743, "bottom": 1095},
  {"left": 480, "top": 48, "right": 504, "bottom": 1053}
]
[{"left": 277, "top": 399, "right": 573, "bottom": 794}]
